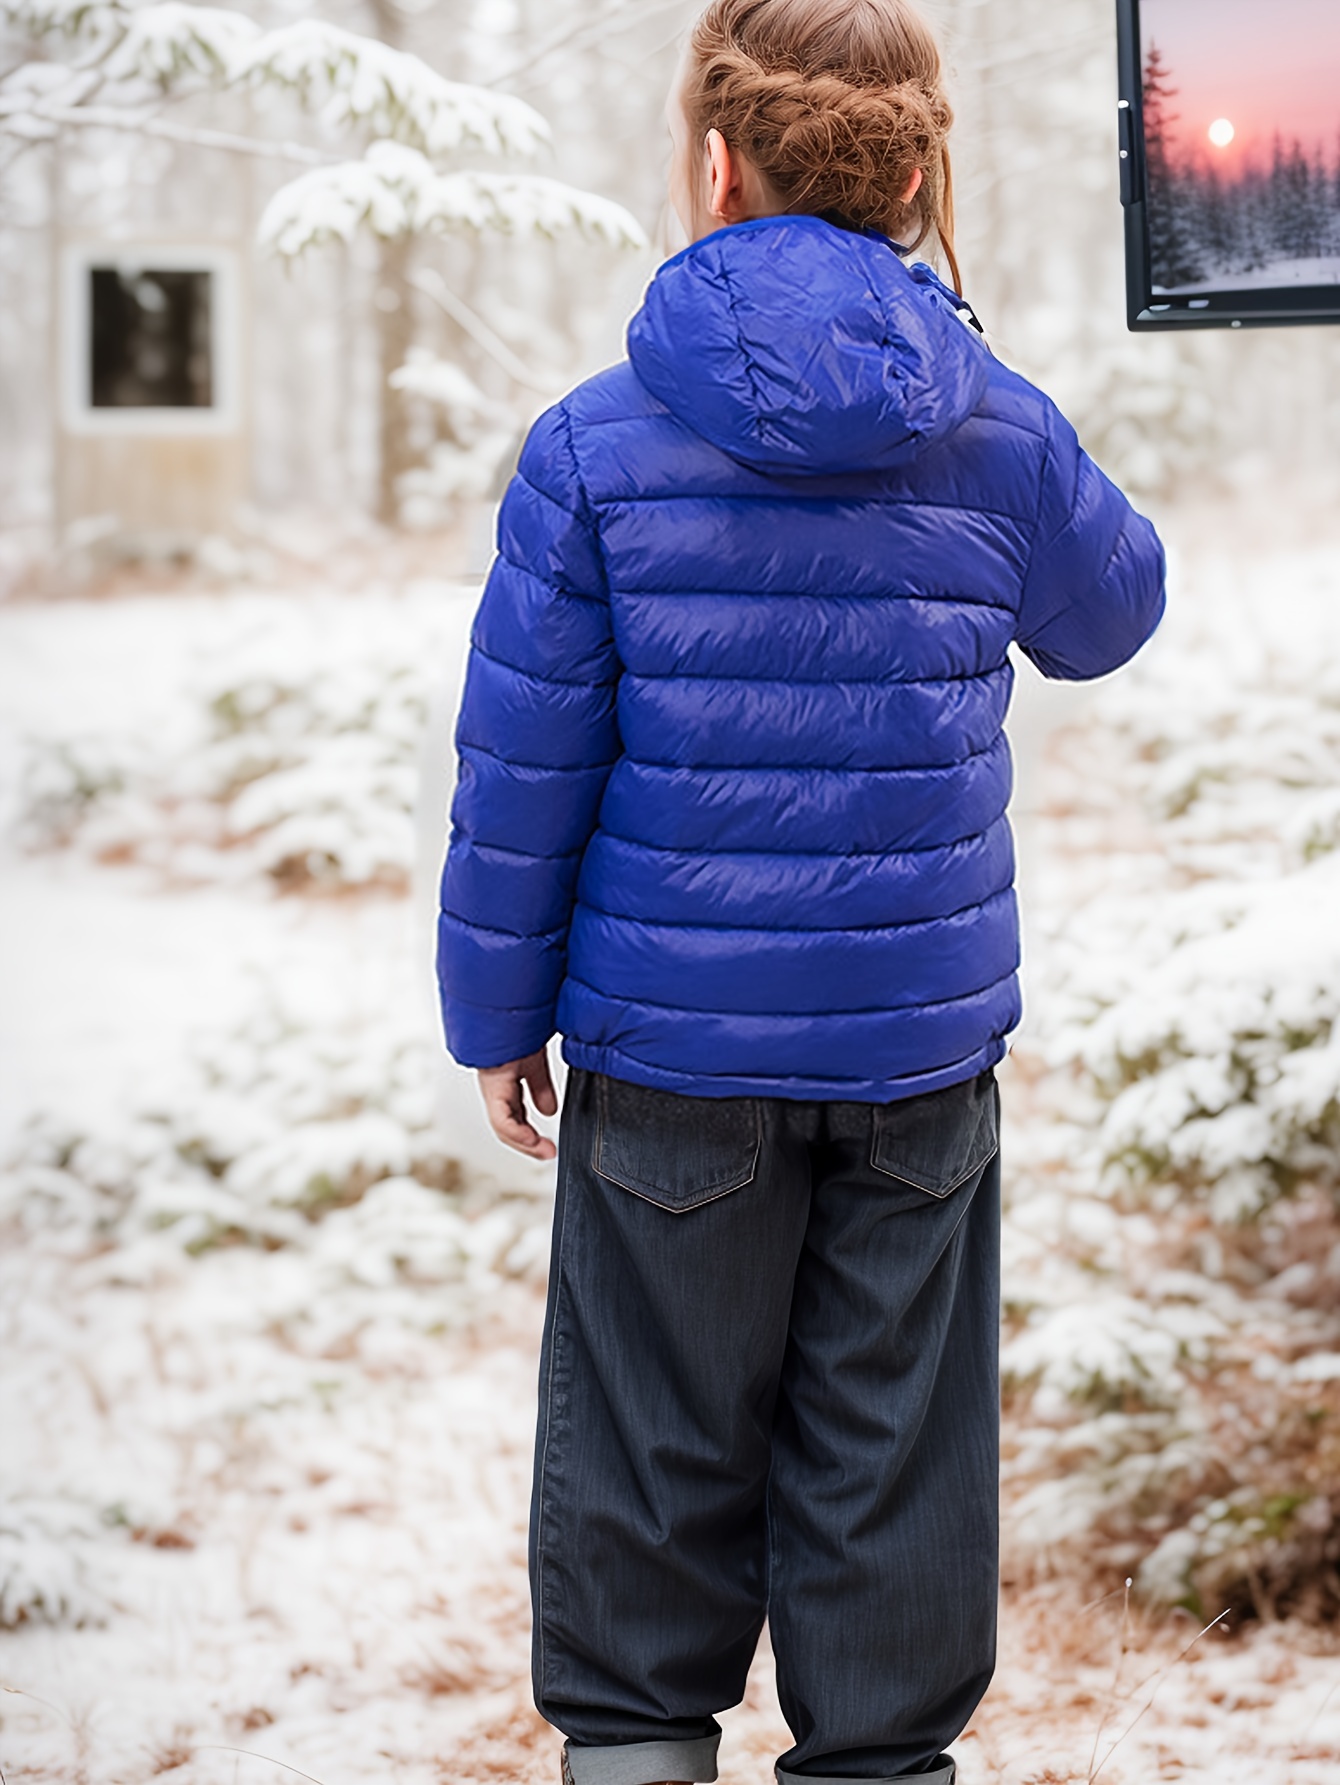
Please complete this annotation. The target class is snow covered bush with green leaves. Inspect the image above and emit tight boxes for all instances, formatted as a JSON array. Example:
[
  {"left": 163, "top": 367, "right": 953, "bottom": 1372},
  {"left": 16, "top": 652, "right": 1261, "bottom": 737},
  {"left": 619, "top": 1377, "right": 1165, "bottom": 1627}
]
[
  {"left": 1071, "top": 858, "right": 1340, "bottom": 1223},
  {"left": 14, "top": 585, "right": 471, "bottom": 889},
  {"left": 1000, "top": 546, "right": 1340, "bottom": 1619},
  {"left": 1035, "top": 549, "right": 1340, "bottom": 1224},
  {"left": 3, "top": 986, "right": 550, "bottom": 1296}
]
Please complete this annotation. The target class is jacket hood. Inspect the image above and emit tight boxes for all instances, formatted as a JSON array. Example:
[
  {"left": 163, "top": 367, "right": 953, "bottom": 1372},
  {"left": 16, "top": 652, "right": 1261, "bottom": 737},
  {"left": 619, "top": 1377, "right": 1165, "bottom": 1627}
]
[{"left": 626, "top": 213, "right": 989, "bottom": 476}]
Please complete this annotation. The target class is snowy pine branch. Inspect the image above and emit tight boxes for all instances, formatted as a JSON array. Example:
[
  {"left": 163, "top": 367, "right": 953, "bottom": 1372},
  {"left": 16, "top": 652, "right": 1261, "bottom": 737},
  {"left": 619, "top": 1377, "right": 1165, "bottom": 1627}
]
[
  {"left": 2, "top": 0, "right": 122, "bottom": 38},
  {"left": 258, "top": 141, "right": 646, "bottom": 257},
  {"left": 101, "top": 1, "right": 259, "bottom": 85},
  {"left": 229, "top": 20, "right": 549, "bottom": 162},
  {"left": 3, "top": 1, "right": 552, "bottom": 161},
  {"left": 2, "top": 0, "right": 647, "bottom": 257}
]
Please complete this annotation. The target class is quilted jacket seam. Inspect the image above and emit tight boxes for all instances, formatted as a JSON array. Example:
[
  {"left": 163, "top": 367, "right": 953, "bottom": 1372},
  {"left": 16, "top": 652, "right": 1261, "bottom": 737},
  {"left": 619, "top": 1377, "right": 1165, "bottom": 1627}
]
[
  {"left": 591, "top": 823, "right": 1008, "bottom": 859},
  {"left": 491, "top": 544, "right": 608, "bottom": 609},
  {"left": 452, "top": 839, "right": 583, "bottom": 864},
  {"left": 857, "top": 233, "right": 921, "bottom": 441},
  {"left": 600, "top": 587, "right": 1017, "bottom": 613},
  {"left": 572, "top": 400, "right": 1048, "bottom": 447},
  {"left": 606, "top": 754, "right": 995, "bottom": 773},
  {"left": 567, "top": 1036, "right": 1003, "bottom": 1093},
  {"left": 621, "top": 667, "right": 1003, "bottom": 686},
  {"left": 458, "top": 739, "right": 622, "bottom": 773},
  {"left": 512, "top": 465, "right": 582, "bottom": 526},
  {"left": 561, "top": 967, "right": 1019, "bottom": 1020},
  {"left": 1020, "top": 405, "right": 1059, "bottom": 603},
  {"left": 445, "top": 990, "right": 556, "bottom": 1014},
  {"left": 597, "top": 492, "right": 1034, "bottom": 523},
  {"left": 615, "top": 738, "right": 1004, "bottom": 774},
  {"left": 714, "top": 252, "right": 773, "bottom": 452},
  {"left": 574, "top": 885, "right": 1013, "bottom": 936},
  {"left": 470, "top": 639, "right": 619, "bottom": 689},
  {"left": 1096, "top": 508, "right": 1136, "bottom": 586},
  {"left": 561, "top": 399, "right": 619, "bottom": 607},
  {"left": 440, "top": 907, "right": 567, "bottom": 943}
]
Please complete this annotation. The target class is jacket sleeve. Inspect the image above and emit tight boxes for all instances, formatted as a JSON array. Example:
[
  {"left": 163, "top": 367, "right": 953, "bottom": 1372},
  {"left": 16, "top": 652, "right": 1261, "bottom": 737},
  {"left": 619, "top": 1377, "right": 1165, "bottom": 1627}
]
[
  {"left": 1014, "top": 403, "right": 1167, "bottom": 681},
  {"left": 437, "top": 402, "right": 621, "bottom": 1069}
]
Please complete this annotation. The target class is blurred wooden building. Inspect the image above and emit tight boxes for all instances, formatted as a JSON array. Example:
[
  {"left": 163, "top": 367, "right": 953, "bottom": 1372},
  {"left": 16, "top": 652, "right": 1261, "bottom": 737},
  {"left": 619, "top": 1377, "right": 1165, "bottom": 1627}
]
[{"left": 56, "top": 236, "right": 248, "bottom": 547}]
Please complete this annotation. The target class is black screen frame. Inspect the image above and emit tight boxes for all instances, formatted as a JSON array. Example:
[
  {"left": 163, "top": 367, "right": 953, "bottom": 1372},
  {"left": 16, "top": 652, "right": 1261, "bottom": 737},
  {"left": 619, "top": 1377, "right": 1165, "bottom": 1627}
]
[{"left": 1117, "top": 0, "right": 1340, "bottom": 331}]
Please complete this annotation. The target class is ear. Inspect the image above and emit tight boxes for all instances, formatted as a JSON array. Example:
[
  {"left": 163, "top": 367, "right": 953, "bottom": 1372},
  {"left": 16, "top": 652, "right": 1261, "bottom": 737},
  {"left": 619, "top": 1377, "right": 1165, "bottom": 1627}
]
[
  {"left": 705, "top": 126, "right": 744, "bottom": 221},
  {"left": 903, "top": 166, "right": 925, "bottom": 204}
]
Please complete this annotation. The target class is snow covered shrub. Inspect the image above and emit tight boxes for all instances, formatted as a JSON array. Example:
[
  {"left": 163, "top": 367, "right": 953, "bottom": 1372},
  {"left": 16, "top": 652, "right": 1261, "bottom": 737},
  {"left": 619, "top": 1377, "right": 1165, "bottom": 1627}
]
[
  {"left": 1000, "top": 1189, "right": 1340, "bottom": 1619},
  {"left": 1, "top": 985, "right": 550, "bottom": 1299},
  {"left": 1035, "top": 554, "right": 1340, "bottom": 1222},
  {"left": 12, "top": 588, "right": 473, "bottom": 892},
  {"left": 17, "top": 736, "right": 135, "bottom": 847},
  {"left": 1001, "top": 550, "right": 1340, "bottom": 1618},
  {"left": 197, "top": 656, "right": 429, "bottom": 890},
  {"left": 6, "top": 999, "right": 445, "bottom": 1249},
  {"left": 1068, "top": 859, "right": 1340, "bottom": 1223},
  {"left": 0, "top": 1497, "right": 107, "bottom": 1628}
]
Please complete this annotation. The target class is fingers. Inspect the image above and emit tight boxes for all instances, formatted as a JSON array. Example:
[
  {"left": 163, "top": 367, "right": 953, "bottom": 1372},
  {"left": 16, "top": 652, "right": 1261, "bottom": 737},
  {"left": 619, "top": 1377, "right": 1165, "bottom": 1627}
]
[
  {"left": 477, "top": 1051, "right": 558, "bottom": 1160},
  {"left": 523, "top": 1049, "right": 558, "bottom": 1117}
]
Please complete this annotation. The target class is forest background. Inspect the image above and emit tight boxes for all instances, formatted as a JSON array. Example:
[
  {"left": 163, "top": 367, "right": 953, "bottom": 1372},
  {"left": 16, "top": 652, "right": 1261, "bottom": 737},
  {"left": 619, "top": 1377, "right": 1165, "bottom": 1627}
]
[{"left": 3, "top": 3, "right": 1340, "bottom": 1783}]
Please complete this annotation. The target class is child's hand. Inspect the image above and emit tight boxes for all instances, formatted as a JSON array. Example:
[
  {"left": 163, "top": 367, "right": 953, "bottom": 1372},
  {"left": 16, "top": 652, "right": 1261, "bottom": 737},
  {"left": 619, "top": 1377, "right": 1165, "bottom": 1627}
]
[{"left": 477, "top": 1047, "right": 559, "bottom": 1159}]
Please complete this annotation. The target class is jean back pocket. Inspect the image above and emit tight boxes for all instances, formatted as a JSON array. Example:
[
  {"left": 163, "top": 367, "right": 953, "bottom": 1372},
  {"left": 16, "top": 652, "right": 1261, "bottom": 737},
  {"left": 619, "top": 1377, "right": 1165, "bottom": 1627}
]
[
  {"left": 592, "top": 1073, "right": 762, "bottom": 1214},
  {"left": 870, "top": 1069, "right": 999, "bottom": 1199}
]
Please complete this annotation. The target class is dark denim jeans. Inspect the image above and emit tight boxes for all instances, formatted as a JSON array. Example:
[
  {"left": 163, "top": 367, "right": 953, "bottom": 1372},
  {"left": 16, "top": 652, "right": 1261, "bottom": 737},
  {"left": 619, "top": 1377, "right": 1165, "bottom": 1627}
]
[{"left": 531, "top": 1067, "right": 1001, "bottom": 1785}]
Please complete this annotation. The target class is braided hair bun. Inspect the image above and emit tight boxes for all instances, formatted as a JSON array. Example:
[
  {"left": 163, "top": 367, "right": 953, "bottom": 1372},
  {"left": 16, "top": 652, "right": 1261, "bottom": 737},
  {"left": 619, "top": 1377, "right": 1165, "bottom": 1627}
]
[{"left": 685, "top": 0, "right": 961, "bottom": 288}]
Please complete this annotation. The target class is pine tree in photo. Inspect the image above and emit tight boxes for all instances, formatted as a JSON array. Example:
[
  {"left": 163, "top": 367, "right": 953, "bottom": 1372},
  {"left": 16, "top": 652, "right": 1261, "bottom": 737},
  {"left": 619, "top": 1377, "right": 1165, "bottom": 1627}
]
[
  {"left": 1240, "top": 161, "right": 1274, "bottom": 273},
  {"left": 1196, "top": 164, "right": 1235, "bottom": 280},
  {"left": 1275, "top": 138, "right": 1315, "bottom": 263},
  {"left": 1142, "top": 43, "right": 1203, "bottom": 289}
]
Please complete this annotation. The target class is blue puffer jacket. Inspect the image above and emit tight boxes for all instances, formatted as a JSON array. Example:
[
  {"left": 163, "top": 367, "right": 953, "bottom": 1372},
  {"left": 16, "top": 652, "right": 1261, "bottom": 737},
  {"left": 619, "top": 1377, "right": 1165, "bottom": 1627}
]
[{"left": 437, "top": 213, "right": 1165, "bottom": 1101}]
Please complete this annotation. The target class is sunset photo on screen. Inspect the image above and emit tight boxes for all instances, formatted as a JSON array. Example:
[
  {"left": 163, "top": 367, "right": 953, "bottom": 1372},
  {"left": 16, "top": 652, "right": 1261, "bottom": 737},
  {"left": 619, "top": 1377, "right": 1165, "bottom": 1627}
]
[{"left": 1140, "top": 0, "right": 1340, "bottom": 294}]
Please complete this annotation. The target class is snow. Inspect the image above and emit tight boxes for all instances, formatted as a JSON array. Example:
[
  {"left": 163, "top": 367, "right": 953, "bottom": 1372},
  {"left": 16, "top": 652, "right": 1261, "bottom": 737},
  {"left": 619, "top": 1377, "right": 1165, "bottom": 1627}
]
[
  {"left": 103, "top": 2, "right": 263, "bottom": 86},
  {"left": 993, "top": 533, "right": 1340, "bottom": 1647},
  {"left": 259, "top": 143, "right": 648, "bottom": 258},
  {"left": 230, "top": 19, "right": 551, "bottom": 162},
  {"left": 3, "top": 534, "right": 1340, "bottom": 1780},
  {"left": 389, "top": 349, "right": 496, "bottom": 418},
  {"left": 1029, "top": 545, "right": 1340, "bottom": 1219},
  {"left": 6, "top": 2, "right": 553, "bottom": 162},
  {"left": 3, "top": 586, "right": 475, "bottom": 894},
  {"left": 1158, "top": 257, "right": 1340, "bottom": 295}
]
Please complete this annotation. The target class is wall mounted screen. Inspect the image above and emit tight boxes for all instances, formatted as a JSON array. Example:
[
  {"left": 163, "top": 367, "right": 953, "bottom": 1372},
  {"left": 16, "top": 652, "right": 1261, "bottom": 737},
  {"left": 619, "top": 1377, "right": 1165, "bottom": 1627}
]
[{"left": 1117, "top": 0, "right": 1340, "bottom": 329}]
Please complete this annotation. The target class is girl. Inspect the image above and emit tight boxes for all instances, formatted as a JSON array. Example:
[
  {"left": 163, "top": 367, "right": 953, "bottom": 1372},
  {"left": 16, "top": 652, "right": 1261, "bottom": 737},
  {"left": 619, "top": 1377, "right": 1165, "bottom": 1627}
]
[{"left": 437, "top": 2, "right": 1165, "bottom": 1781}]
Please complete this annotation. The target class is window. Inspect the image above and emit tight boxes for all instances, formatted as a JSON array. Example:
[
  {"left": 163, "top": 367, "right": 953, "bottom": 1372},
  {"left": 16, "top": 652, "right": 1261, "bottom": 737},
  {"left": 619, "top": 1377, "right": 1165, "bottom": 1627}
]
[
  {"left": 90, "top": 266, "right": 214, "bottom": 409},
  {"left": 61, "top": 244, "right": 239, "bottom": 434}
]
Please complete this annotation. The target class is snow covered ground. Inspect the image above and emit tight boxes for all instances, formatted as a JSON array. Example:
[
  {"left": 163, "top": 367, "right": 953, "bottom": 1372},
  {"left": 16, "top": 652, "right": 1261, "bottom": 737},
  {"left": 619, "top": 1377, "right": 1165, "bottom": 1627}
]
[
  {"left": 1159, "top": 257, "right": 1340, "bottom": 294},
  {"left": 2, "top": 540, "right": 1339, "bottom": 1784}
]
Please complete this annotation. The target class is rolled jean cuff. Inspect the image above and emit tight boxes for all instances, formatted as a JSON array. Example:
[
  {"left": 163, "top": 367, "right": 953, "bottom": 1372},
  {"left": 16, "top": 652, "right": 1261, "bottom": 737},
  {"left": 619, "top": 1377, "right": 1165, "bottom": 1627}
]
[
  {"left": 563, "top": 1734, "right": 721, "bottom": 1785},
  {"left": 775, "top": 1761, "right": 954, "bottom": 1785}
]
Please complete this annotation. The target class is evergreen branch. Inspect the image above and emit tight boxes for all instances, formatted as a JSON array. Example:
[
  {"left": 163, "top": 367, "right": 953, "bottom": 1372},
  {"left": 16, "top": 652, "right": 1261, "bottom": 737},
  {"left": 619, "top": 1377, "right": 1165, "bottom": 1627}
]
[
  {"left": 257, "top": 143, "right": 647, "bottom": 259},
  {"left": 0, "top": 95, "right": 334, "bottom": 162}
]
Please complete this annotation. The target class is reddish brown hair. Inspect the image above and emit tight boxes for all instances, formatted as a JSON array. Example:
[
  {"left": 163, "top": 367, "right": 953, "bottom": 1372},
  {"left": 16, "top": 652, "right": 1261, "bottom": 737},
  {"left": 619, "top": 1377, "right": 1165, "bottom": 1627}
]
[{"left": 684, "top": 0, "right": 961, "bottom": 291}]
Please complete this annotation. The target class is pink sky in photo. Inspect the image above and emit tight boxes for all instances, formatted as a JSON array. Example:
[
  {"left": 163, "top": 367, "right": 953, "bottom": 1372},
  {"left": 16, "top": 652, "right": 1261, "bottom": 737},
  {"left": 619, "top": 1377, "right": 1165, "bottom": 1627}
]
[{"left": 1142, "top": 0, "right": 1339, "bottom": 167}]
